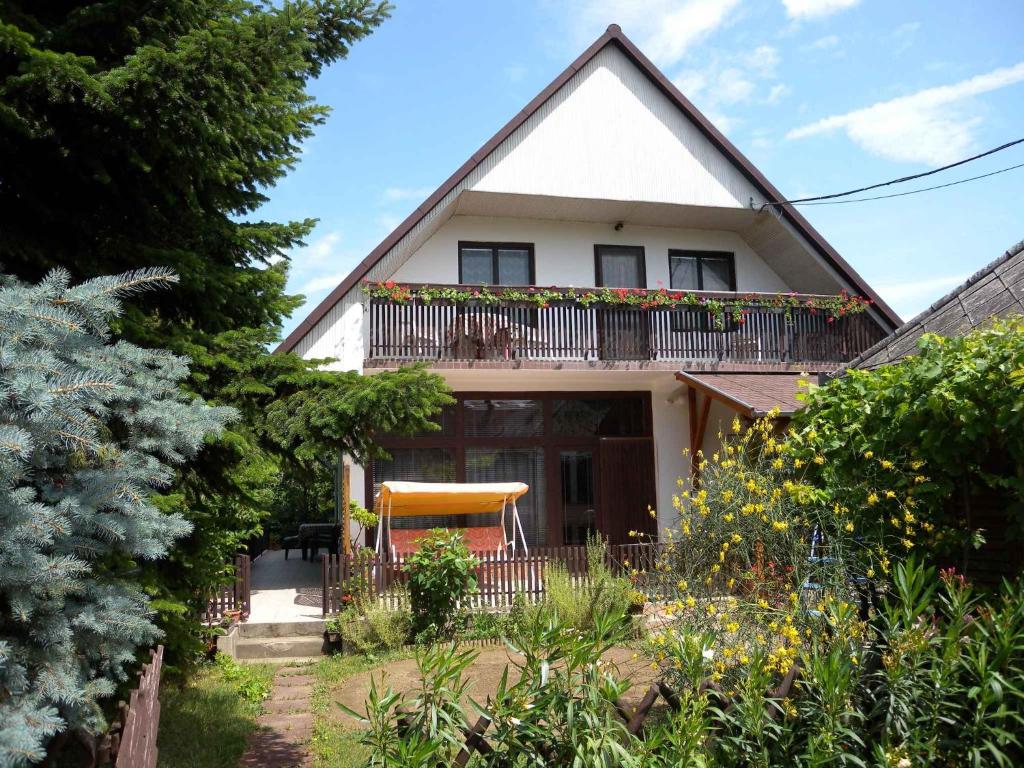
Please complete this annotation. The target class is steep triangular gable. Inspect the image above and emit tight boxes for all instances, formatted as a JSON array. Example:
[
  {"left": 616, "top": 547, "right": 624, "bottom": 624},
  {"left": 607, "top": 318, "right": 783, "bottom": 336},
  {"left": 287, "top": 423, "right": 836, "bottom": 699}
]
[
  {"left": 278, "top": 25, "right": 899, "bottom": 354},
  {"left": 471, "top": 45, "right": 758, "bottom": 209}
]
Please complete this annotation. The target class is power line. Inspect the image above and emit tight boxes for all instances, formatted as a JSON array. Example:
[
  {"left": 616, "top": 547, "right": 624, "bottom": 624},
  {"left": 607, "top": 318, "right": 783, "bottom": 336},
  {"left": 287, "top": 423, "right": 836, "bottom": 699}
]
[
  {"left": 760, "top": 137, "right": 1024, "bottom": 209},
  {"left": 792, "top": 161, "right": 1024, "bottom": 206}
]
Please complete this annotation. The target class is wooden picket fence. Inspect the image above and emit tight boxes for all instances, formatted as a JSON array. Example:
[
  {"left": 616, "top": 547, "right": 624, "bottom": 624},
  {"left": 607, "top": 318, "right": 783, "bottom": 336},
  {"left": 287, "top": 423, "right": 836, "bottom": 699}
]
[
  {"left": 321, "top": 543, "right": 666, "bottom": 616},
  {"left": 98, "top": 646, "right": 164, "bottom": 768},
  {"left": 204, "top": 554, "right": 251, "bottom": 623},
  {"left": 396, "top": 664, "right": 802, "bottom": 765}
]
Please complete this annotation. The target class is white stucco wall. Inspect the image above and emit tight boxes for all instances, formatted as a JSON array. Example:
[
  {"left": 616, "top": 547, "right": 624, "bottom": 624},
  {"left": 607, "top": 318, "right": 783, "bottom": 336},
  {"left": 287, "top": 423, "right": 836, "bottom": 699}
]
[
  {"left": 471, "top": 46, "right": 759, "bottom": 208},
  {"left": 392, "top": 215, "right": 790, "bottom": 293}
]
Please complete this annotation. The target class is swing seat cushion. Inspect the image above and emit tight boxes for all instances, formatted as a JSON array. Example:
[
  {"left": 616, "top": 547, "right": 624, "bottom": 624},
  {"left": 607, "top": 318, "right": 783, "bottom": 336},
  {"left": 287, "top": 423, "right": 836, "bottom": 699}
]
[{"left": 389, "top": 526, "right": 506, "bottom": 557}]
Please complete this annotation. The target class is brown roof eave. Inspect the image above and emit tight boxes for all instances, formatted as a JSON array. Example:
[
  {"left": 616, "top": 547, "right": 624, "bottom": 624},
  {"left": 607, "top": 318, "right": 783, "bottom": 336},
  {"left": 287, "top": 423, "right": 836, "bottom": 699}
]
[{"left": 276, "top": 24, "right": 899, "bottom": 355}]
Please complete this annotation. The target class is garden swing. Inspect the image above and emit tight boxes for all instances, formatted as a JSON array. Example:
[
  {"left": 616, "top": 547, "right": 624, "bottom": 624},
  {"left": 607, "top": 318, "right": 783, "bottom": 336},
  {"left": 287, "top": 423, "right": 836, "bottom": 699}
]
[{"left": 373, "top": 481, "right": 530, "bottom": 560}]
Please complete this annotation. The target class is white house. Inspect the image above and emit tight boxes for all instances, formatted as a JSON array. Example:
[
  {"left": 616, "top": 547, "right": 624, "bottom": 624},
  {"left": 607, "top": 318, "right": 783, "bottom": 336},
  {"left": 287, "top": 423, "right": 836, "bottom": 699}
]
[{"left": 278, "top": 25, "right": 900, "bottom": 549}]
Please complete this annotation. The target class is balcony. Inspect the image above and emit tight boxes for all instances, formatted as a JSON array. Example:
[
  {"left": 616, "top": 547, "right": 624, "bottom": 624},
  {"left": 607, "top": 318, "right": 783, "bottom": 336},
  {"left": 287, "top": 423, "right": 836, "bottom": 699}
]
[{"left": 364, "top": 284, "right": 885, "bottom": 368}]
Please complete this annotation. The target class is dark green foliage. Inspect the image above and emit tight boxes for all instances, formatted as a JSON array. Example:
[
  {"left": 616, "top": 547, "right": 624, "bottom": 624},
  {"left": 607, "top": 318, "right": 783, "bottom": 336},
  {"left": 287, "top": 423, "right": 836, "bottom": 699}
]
[
  {"left": 791, "top": 318, "right": 1024, "bottom": 568},
  {"left": 0, "top": 0, "right": 461, "bottom": 673},
  {"left": 404, "top": 531, "right": 479, "bottom": 642}
]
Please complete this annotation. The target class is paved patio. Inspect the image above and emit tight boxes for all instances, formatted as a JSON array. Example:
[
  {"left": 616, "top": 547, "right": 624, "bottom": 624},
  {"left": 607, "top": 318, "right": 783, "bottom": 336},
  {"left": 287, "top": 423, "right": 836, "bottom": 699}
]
[{"left": 248, "top": 549, "right": 324, "bottom": 623}]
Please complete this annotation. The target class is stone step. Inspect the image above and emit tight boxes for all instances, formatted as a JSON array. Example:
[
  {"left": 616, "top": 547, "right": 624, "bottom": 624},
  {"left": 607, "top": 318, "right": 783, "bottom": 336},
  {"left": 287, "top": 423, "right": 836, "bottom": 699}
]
[
  {"left": 274, "top": 674, "right": 315, "bottom": 687},
  {"left": 234, "top": 636, "right": 325, "bottom": 660},
  {"left": 255, "top": 712, "right": 313, "bottom": 741},
  {"left": 263, "top": 698, "right": 312, "bottom": 715},
  {"left": 239, "top": 620, "right": 325, "bottom": 639}
]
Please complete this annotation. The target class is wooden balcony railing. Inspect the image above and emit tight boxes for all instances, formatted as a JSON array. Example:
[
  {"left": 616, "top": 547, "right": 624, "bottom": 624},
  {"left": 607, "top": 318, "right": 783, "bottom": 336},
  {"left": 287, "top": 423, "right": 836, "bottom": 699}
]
[{"left": 365, "top": 286, "right": 886, "bottom": 366}]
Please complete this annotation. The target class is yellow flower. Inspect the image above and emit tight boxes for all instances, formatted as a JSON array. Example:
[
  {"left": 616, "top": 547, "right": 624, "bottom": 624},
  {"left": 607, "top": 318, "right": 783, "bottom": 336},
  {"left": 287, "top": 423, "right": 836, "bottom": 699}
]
[
  {"left": 863, "top": 450, "right": 874, "bottom": 459},
  {"left": 772, "top": 458, "right": 784, "bottom": 470},
  {"left": 813, "top": 455, "right": 825, "bottom": 465},
  {"left": 677, "top": 579, "right": 688, "bottom": 591},
  {"left": 772, "top": 520, "right": 789, "bottom": 532},
  {"left": 721, "top": 490, "right": 734, "bottom": 503},
  {"left": 880, "top": 459, "right": 894, "bottom": 470},
  {"left": 794, "top": 459, "right": 805, "bottom": 468},
  {"left": 844, "top": 521, "right": 854, "bottom": 533},
  {"left": 901, "top": 538, "right": 914, "bottom": 549},
  {"left": 867, "top": 492, "right": 879, "bottom": 506},
  {"left": 732, "top": 416, "right": 741, "bottom": 434}
]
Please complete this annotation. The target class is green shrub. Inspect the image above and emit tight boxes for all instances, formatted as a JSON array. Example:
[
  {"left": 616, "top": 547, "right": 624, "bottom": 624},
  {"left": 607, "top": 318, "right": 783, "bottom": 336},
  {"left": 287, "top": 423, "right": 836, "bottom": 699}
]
[
  {"left": 545, "top": 535, "right": 636, "bottom": 631},
  {"left": 336, "top": 602, "right": 412, "bottom": 656},
  {"left": 213, "top": 653, "right": 272, "bottom": 704},
  {"left": 404, "top": 530, "right": 479, "bottom": 642}
]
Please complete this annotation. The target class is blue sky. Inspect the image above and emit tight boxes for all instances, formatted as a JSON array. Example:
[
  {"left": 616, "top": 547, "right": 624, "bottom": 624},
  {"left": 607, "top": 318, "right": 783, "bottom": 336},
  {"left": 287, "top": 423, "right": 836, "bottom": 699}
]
[{"left": 262, "top": 0, "right": 1024, "bottom": 339}]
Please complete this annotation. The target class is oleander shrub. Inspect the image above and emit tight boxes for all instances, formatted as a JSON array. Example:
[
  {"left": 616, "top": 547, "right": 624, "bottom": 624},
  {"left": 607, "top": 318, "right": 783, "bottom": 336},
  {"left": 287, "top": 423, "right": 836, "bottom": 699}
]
[{"left": 544, "top": 535, "right": 637, "bottom": 631}]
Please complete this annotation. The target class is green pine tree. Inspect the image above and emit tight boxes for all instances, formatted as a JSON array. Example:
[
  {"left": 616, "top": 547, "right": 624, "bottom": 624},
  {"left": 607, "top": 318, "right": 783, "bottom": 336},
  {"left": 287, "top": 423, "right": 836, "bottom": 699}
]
[
  {"left": 0, "top": 269, "right": 234, "bottom": 766},
  {"left": 0, "top": 1, "right": 455, "bottom": 666}
]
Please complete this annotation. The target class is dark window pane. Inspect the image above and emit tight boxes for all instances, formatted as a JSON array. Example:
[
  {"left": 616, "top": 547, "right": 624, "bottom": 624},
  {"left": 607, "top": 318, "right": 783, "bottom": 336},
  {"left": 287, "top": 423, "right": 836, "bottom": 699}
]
[
  {"left": 552, "top": 398, "right": 645, "bottom": 437},
  {"left": 561, "top": 449, "right": 595, "bottom": 546},
  {"left": 669, "top": 255, "right": 699, "bottom": 290},
  {"left": 373, "top": 448, "right": 457, "bottom": 531},
  {"left": 464, "top": 399, "right": 543, "bottom": 437},
  {"left": 497, "top": 249, "right": 531, "bottom": 285},
  {"left": 702, "top": 256, "right": 733, "bottom": 291},
  {"left": 461, "top": 248, "right": 494, "bottom": 284},
  {"left": 466, "top": 447, "right": 546, "bottom": 547},
  {"left": 598, "top": 246, "right": 644, "bottom": 288}
]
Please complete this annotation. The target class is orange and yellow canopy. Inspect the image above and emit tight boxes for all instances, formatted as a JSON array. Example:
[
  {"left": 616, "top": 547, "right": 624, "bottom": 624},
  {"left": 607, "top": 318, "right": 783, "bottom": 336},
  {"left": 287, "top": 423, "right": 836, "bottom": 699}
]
[{"left": 375, "top": 481, "right": 529, "bottom": 518}]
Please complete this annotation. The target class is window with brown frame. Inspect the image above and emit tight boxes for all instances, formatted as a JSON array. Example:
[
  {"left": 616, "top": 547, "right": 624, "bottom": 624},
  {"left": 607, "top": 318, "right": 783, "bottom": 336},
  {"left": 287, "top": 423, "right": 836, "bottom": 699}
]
[
  {"left": 458, "top": 242, "right": 535, "bottom": 286},
  {"left": 669, "top": 250, "right": 737, "bottom": 332},
  {"left": 595, "top": 244, "right": 646, "bottom": 288}
]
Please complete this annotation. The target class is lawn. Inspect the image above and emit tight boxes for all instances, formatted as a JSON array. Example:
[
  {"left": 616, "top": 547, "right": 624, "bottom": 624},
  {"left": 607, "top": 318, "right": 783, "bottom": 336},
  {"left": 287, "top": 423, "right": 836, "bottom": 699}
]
[
  {"left": 157, "top": 660, "right": 275, "bottom": 768},
  {"left": 310, "top": 651, "right": 415, "bottom": 768}
]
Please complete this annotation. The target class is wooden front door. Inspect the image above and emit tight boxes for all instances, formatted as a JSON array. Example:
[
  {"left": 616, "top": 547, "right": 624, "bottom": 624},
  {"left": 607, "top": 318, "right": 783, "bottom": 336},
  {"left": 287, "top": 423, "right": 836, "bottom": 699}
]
[{"left": 596, "top": 437, "right": 657, "bottom": 544}]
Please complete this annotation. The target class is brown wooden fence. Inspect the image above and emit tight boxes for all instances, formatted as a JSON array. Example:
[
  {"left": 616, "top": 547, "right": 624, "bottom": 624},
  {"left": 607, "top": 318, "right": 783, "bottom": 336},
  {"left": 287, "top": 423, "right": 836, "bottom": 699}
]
[
  {"left": 99, "top": 646, "right": 164, "bottom": 768},
  {"left": 204, "top": 554, "right": 251, "bottom": 623},
  {"left": 322, "top": 543, "right": 666, "bottom": 616}
]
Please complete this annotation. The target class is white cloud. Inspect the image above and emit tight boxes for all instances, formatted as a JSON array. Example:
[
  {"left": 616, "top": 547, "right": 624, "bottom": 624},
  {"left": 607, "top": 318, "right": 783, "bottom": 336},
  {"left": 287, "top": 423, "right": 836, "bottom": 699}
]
[
  {"left": 782, "top": 0, "right": 860, "bottom": 20},
  {"left": 504, "top": 65, "right": 527, "bottom": 83},
  {"left": 875, "top": 273, "right": 969, "bottom": 319},
  {"left": 381, "top": 186, "right": 433, "bottom": 202},
  {"left": 290, "top": 231, "right": 341, "bottom": 269},
  {"left": 673, "top": 43, "right": 785, "bottom": 125},
  {"left": 765, "top": 83, "right": 790, "bottom": 104},
  {"left": 376, "top": 213, "right": 404, "bottom": 233},
  {"left": 746, "top": 45, "right": 780, "bottom": 78},
  {"left": 807, "top": 34, "right": 839, "bottom": 50},
  {"left": 787, "top": 61, "right": 1024, "bottom": 165},
  {"left": 892, "top": 21, "right": 921, "bottom": 56},
  {"left": 561, "top": 0, "right": 741, "bottom": 68},
  {"left": 298, "top": 272, "right": 347, "bottom": 296}
]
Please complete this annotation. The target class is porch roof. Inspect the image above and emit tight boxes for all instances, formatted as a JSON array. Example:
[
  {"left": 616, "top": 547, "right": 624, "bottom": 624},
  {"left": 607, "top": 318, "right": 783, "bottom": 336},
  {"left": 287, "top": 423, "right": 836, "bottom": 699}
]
[{"left": 675, "top": 371, "right": 807, "bottom": 418}]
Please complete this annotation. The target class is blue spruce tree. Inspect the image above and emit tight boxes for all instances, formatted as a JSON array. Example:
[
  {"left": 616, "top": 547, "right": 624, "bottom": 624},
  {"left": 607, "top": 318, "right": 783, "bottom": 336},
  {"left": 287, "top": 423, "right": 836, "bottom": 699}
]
[{"left": 0, "top": 269, "right": 234, "bottom": 765}]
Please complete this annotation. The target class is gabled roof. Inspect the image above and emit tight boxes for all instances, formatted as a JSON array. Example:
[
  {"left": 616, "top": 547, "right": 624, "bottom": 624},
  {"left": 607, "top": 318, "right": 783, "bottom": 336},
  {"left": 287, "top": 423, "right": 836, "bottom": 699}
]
[
  {"left": 849, "top": 239, "right": 1024, "bottom": 369},
  {"left": 277, "top": 24, "right": 900, "bottom": 354}
]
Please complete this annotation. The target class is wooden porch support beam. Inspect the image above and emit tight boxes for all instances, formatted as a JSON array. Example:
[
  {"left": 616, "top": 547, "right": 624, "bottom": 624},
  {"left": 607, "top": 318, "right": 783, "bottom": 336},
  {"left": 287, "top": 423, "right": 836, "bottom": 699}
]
[{"left": 686, "top": 386, "right": 712, "bottom": 481}]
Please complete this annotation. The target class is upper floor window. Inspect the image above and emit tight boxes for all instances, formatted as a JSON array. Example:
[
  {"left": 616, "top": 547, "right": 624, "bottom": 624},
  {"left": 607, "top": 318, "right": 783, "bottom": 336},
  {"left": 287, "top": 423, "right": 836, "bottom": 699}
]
[
  {"left": 595, "top": 244, "right": 646, "bottom": 288},
  {"left": 459, "top": 242, "right": 534, "bottom": 285},
  {"left": 669, "top": 250, "right": 736, "bottom": 292}
]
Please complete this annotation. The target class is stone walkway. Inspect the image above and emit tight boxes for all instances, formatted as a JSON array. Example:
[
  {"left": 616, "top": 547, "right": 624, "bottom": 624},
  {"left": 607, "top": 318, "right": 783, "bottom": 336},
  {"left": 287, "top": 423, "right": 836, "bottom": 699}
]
[{"left": 239, "top": 666, "right": 315, "bottom": 767}]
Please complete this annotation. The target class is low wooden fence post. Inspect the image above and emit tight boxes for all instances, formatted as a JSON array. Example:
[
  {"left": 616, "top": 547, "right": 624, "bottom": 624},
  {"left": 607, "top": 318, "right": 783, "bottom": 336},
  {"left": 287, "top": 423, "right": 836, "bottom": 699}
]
[{"left": 105, "top": 645, "right": 164, "bottom": 768}]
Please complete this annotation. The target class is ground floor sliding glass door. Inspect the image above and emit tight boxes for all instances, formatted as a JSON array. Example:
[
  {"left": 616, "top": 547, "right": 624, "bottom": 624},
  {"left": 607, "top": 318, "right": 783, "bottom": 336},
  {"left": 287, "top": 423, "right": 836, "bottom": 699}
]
[{"left": 369, "top": 392, "right": 658, "bottom": 548}]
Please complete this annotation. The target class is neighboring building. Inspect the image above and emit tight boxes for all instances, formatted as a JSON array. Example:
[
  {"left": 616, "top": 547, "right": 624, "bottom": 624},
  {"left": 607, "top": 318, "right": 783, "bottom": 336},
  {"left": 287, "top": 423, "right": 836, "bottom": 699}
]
[
  {"left": 278, "top": 25, "right": 899, "bottom": 548},
  {"left": 848, "top": 239, "right": 1024, "bottom": 370}
]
